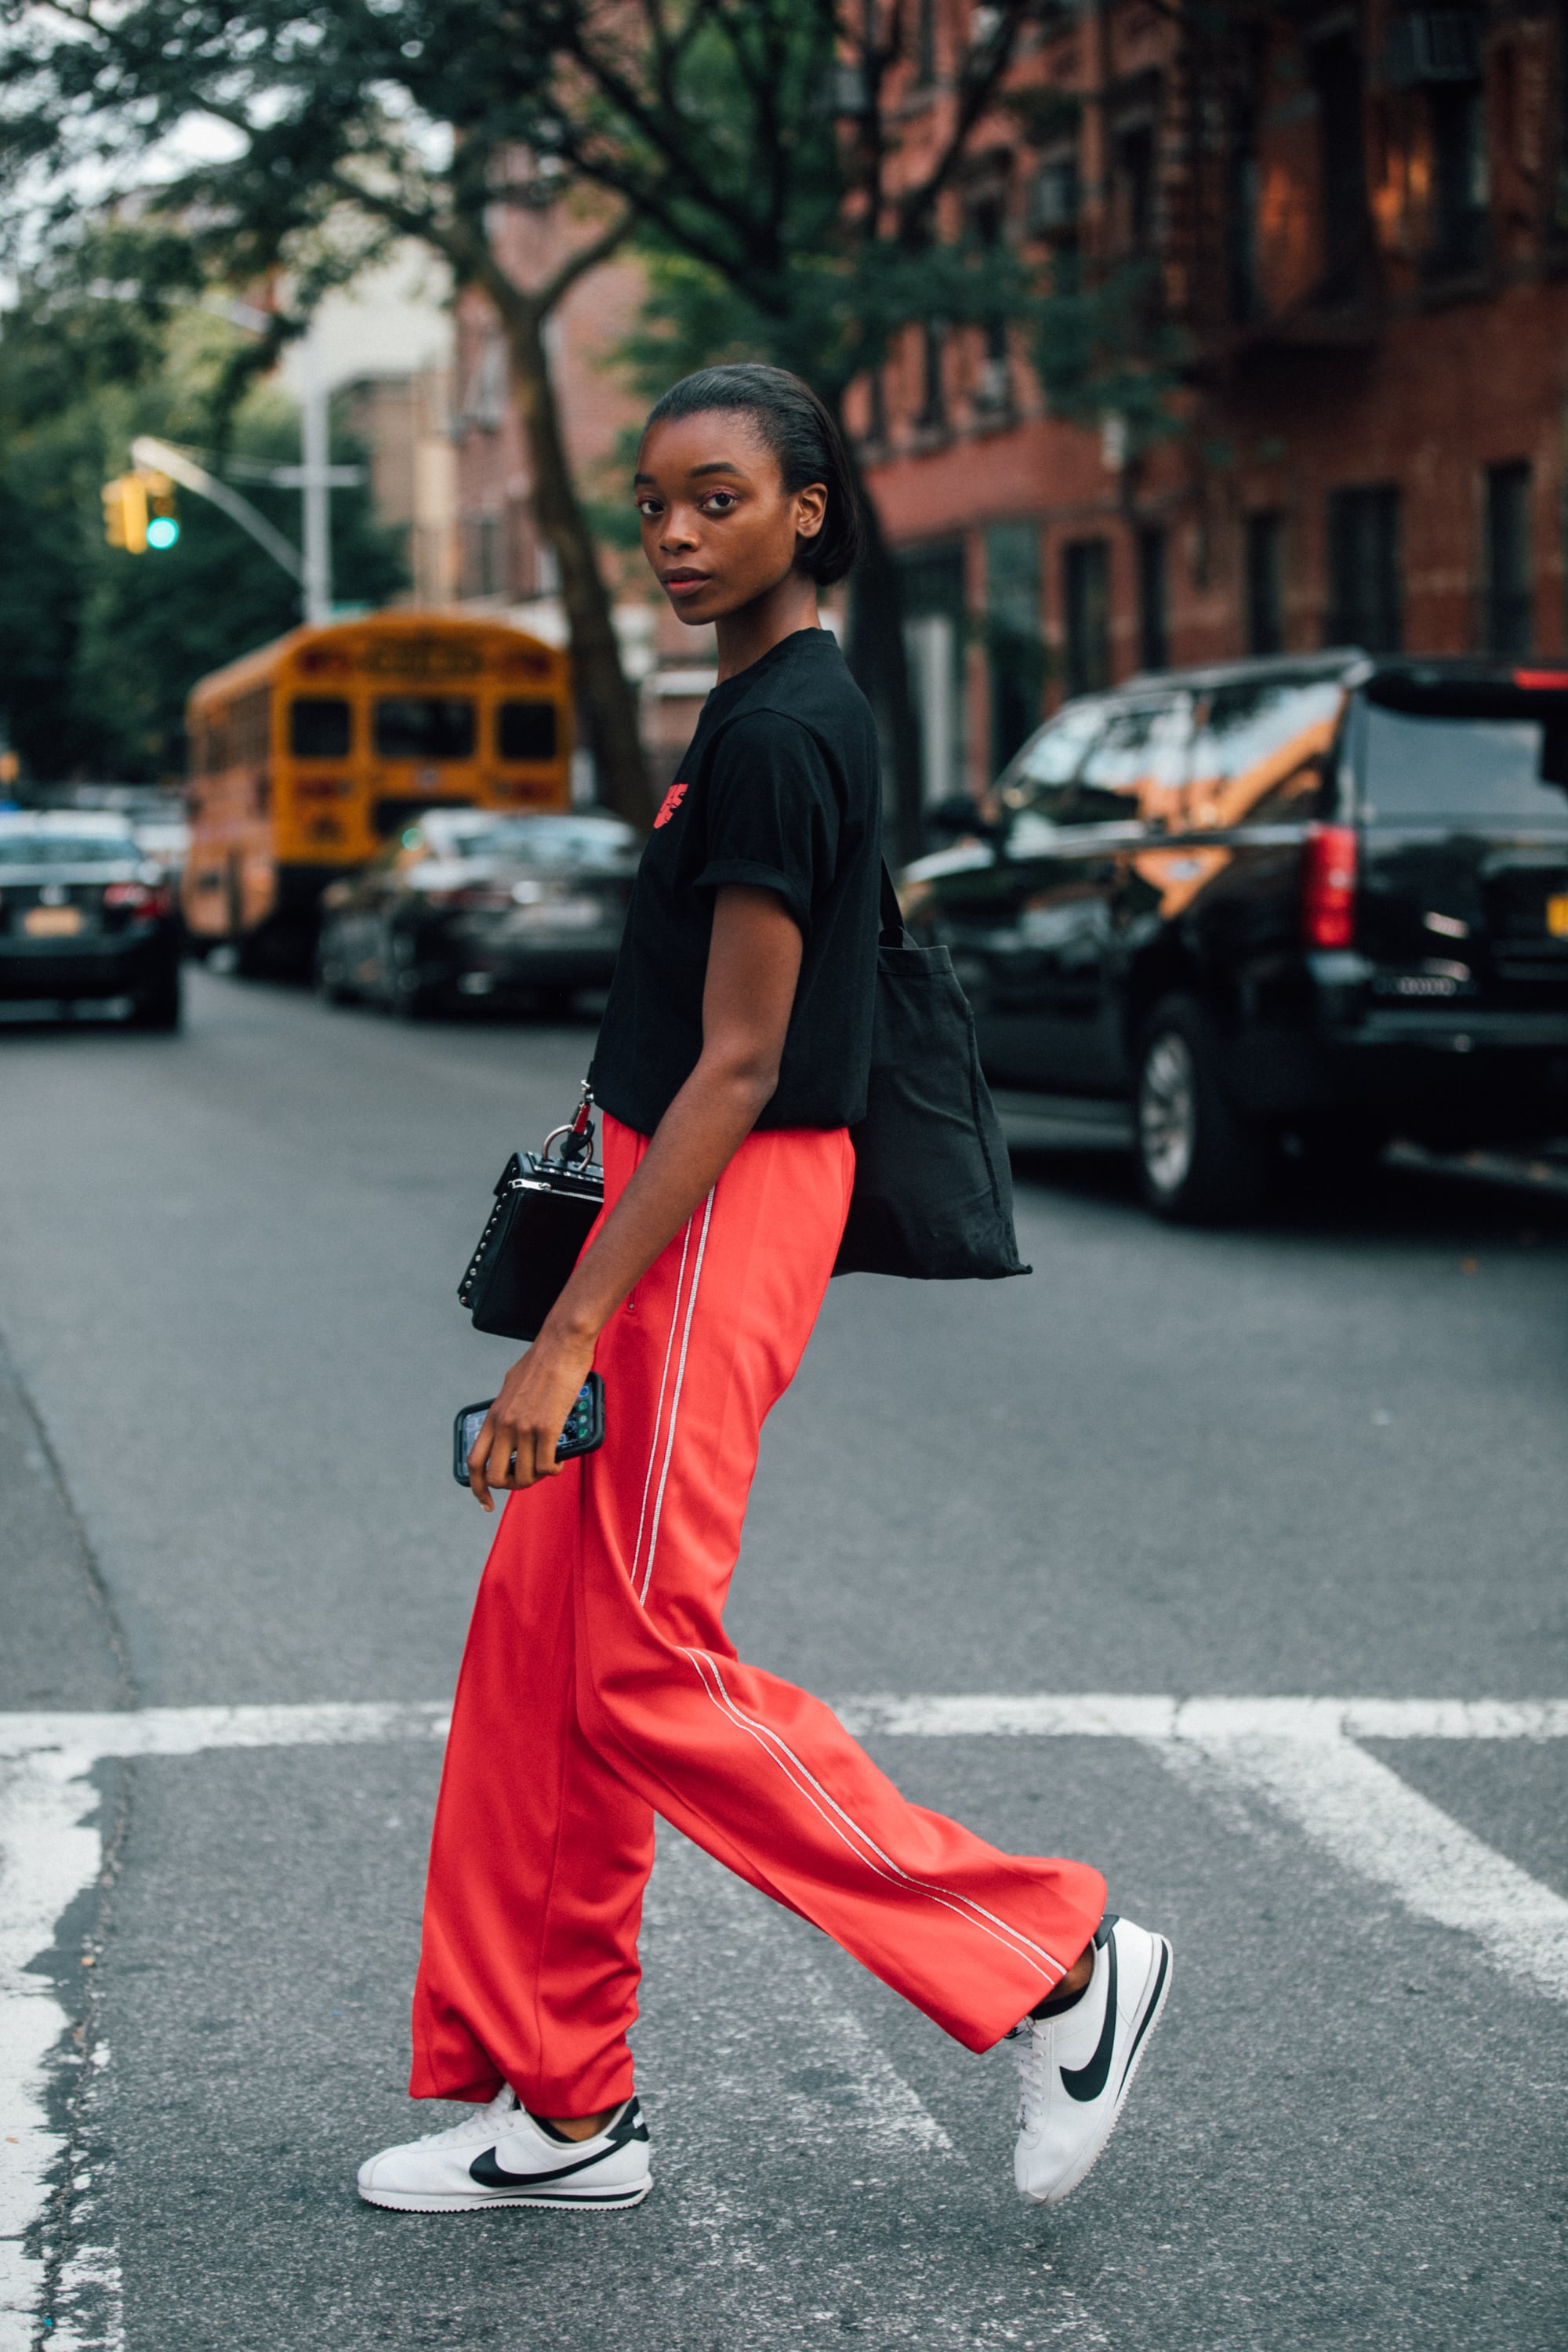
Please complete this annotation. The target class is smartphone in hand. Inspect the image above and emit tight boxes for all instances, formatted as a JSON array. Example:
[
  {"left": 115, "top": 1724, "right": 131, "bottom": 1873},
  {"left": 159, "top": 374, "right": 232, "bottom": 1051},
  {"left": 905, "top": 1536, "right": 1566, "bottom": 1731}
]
[{"left": 452, "top": 1374, "right": 605, "bottom": 1486}]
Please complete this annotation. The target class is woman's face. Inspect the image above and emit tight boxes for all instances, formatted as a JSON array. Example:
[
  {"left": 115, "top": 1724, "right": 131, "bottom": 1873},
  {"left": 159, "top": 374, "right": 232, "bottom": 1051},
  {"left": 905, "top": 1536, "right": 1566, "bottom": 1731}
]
[{"left": 634, "top": 410, "right": 828, "bottom": 626}]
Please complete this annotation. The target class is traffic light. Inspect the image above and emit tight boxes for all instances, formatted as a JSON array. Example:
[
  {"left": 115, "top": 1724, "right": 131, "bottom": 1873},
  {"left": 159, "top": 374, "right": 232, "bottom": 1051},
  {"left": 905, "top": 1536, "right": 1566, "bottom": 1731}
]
[
  {"left": 101, "top": 469, "right": 179, "bottom": 553},
  {"left": 102, "top": 471, "right": 147, "bottom": 552},
  {"left": 145, "top": 473, "right": 180, "bottom": 548}
]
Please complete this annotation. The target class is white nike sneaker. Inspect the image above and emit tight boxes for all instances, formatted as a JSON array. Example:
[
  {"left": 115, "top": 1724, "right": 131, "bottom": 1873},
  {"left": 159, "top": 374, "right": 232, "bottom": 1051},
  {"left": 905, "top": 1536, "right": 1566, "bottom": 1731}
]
[
  {"left": 357, "top": 2085, "right": 652, "bottom": 2213},
  {"left": 1012, "top": 1914, "right": 1172, "bottom": 2205}
]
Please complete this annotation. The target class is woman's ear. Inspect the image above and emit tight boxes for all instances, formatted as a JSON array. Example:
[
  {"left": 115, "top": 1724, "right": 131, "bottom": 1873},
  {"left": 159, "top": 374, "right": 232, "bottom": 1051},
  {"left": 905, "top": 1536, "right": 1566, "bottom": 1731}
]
[{"left": 793, "top": 481, "right": 829, "bottom": 550}]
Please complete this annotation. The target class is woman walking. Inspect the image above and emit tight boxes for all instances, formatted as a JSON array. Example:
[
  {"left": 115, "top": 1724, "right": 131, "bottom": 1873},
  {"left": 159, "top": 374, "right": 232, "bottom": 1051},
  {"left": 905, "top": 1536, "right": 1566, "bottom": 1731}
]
[{"left": 358, "top": 365, "right": 1171, "bottom": 2216}]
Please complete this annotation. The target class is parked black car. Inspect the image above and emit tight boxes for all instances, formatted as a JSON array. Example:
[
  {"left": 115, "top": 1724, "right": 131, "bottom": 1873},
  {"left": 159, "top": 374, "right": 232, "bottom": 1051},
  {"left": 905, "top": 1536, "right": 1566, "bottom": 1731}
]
[
  {"left": 314, "top": 808, "right": 638, "bottom": 1018},
  {"left": 900, "top": 653, "right": 1568, "bottom": 1218},
  {"left": 0, "top": 811, "right": 182, "bottom": 1029}
]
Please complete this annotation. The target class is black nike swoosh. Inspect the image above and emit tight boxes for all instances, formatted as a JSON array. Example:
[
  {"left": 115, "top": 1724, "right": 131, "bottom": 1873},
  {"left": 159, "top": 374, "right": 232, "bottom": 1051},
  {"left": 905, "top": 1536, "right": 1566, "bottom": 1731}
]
[
  {"left": 468, "top": 2099, "right": 647, "bottom": 2190},
  {"left": 1060, "top": 1931, "right": 1117, "bottom": 2104},
  {"left": 469, "top": 2140, "right": 617, "bottom": 2190}
]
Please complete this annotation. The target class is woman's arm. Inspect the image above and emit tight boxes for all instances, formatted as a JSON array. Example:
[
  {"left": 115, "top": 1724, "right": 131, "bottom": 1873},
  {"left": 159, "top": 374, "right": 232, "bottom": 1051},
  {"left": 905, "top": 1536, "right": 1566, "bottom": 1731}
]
[{"left": 467, "top": 883, "right": 804, "bottom": 1507}]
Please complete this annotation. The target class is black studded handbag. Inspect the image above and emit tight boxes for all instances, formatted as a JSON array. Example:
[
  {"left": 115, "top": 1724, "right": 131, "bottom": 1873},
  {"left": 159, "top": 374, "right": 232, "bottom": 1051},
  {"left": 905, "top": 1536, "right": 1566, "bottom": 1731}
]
[{"left": 457, "top": 1084, "right": 605, "bottom": 1343}]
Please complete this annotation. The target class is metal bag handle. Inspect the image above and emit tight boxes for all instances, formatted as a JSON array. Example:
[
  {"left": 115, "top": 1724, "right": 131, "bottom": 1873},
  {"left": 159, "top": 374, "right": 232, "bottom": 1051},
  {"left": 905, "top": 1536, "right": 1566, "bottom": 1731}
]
[{"left": 541, "top": 1079, "right": 597, "bottom": 1167}]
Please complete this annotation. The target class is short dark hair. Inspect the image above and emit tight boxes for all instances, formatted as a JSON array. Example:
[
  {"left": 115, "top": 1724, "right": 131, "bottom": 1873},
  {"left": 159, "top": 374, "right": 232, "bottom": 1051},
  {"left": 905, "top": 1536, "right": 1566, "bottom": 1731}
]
[{"left": 641, "top": 364, "right": 864, "bottom": 586}]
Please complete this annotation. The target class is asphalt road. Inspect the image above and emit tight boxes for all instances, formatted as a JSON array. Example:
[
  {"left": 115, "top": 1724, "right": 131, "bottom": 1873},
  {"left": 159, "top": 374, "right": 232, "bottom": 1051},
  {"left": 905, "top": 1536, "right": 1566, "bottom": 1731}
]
[{"left": 2, "top": 967, "right": 1566, "bottom": 2352}]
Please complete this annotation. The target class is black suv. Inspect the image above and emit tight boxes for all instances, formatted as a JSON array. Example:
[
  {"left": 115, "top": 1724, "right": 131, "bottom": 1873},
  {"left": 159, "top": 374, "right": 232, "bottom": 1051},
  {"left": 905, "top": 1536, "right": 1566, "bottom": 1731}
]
[{"left": 900, "top": 654, "right": 1568, "bottom": 1218}]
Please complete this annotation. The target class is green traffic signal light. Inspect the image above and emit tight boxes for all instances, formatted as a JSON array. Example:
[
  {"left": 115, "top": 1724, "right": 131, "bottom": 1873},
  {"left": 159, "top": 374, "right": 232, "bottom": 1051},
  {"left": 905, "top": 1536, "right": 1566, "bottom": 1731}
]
[{"left": 146, "top": 515, "right": 180, "bottom": 550}]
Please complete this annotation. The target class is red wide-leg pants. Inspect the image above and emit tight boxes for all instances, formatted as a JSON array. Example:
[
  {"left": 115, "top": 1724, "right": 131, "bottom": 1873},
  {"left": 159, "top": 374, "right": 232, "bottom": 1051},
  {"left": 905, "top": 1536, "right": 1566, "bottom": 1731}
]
[{"left": 410, "top": 1114, "right": 1105, "bottom": 2114}]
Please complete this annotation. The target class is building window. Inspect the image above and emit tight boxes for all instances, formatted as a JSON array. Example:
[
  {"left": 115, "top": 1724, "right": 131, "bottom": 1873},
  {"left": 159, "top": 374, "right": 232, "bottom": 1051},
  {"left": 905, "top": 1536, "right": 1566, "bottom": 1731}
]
[
  {"left": 916, "top": 0, "right": 936, "bottom": 85},
  {"left": 1136, "top": 526, "right": 1168, "bottom": 673},
  {"left": 986, "top": 521, "right": 1044, "bottom": 770},
  {"left": 1484, "top": 462, "right": 1533, "bottom": 655},
  {"left": 917, "top": 321, "right": 947, "bottom": 430},
  {"left": 1310, "top": 31, "right": 1370, "bottom": 288},
  {"left": 898, "top": 546, "right": 967, "bottom": 807},
  {"left": 1428, "top": 82, "right": 1488, "bottom": 276},
  {"left": 1116, "top": 121, "right": 1158, "bottom": 257},
  {"left": 1063, "top": 539, "right": 1112, "bottom": 697},
  {"left": 1245, "top": 513, "right": 1284, "bottom": 655},
  {"left": 1228, "top": 77, "right": 1262, "bottom": 321},
  {"left": 462, "top": 514, "right": 502, "bottom": 600},
  {"left": 1028, "top": 153, "right": 1080, "bottom": 237},
  {"left": 1327, "top": 485, "right": 1402, "bottom": 651}
]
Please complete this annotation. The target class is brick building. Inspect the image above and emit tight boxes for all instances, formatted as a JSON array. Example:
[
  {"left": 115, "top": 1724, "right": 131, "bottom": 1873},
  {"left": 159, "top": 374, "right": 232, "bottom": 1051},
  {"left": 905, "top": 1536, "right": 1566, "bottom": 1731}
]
[
  {"left": 851, "top": 0, "right": 1568, "bottom": 803},
  {"left": 337, "top": 361, "right": 459, "bottom": 608}
]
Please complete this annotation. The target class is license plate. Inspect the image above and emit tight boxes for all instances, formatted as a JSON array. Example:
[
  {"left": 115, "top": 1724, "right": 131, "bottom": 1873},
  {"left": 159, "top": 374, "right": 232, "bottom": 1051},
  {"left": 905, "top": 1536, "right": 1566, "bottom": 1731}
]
[
  {"left": 514, "top": 898, "right": 601, "bottom": 931},
  {"left": 24, "top": 905, "right": 83, "bottom": 938},
  {"left": 1548, "top": 892, "right": 1568, "bottom": 939}
]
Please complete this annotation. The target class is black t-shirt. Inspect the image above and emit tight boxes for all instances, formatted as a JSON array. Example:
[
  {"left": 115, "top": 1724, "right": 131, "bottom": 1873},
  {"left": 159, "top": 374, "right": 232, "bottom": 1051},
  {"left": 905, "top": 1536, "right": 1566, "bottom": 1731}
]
[{"left": 590, "top": 629, "right": 882, "bottom": 1135}]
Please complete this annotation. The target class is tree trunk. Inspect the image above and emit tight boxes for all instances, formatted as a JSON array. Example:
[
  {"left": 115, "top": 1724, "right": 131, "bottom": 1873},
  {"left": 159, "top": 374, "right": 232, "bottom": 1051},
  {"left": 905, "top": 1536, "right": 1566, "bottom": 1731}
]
[
  {"left": 841, "top": 439, "right": 927, "bottom": 868},
  {"left": 493, "top": 292, "right": 653, "bottom": 829}
]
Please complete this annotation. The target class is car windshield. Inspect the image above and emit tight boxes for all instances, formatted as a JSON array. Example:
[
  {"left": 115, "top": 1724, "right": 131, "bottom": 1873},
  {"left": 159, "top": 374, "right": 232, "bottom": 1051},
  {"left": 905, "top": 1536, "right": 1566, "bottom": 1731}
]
[
  {"left": 1363, "top": 694, "right": 1568, "bottom": 823},
  {"left": 431, "top": 816, "right": 637, "bottom": 866},
  {"left": 0, "top": 830, "right": 134, "bottom": 866}
]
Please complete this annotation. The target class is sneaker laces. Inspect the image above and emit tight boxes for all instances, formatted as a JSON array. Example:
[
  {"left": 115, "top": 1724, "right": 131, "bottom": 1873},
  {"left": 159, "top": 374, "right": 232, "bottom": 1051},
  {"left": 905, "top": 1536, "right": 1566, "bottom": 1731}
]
[
  {"left": 1012, "top": 2016, "right": 1047, "bottom": 2132},
  {"left": 415, "top": 2085, "right": 518, "bottom": 2147}
]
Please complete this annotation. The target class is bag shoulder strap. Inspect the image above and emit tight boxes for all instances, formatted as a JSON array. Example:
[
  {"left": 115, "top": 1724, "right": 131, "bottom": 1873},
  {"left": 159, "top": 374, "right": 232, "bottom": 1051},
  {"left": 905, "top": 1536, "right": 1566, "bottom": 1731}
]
[{"left": 878, "top": 858, "right": 908, "bottom": 949}]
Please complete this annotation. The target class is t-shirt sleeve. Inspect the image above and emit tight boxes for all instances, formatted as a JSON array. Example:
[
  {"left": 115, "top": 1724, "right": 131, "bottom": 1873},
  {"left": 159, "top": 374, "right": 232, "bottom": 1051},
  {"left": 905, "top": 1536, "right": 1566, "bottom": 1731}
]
[{"left": 695, "top": 710, "right": 840, "bottom": 934}]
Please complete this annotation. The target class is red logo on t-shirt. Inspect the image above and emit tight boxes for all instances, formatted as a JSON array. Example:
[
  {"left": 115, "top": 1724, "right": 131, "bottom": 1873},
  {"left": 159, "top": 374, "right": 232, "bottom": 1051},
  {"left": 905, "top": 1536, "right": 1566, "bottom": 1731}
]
[{"left": 653, "top": 781, "right": 688, "bottom": 829}]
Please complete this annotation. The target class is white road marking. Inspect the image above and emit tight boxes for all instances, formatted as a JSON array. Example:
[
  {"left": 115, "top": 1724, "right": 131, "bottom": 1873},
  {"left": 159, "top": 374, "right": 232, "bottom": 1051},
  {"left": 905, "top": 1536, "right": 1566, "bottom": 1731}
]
[
  {"left": 0, "top": 1755, "right": 103, "bottom": 2351},
  {"left": 2, "top": 1693, "right": 1565, "bottom": 2352},
  {"left": 1187, "top": 1731, "right": 1568, "bottom": 2005},
  {"left": 0, "top": 1700, "right": 450, "bottom": 1762},
  {"left": 835, "top": 1693, "right": 1568, "bottom": 1741}
]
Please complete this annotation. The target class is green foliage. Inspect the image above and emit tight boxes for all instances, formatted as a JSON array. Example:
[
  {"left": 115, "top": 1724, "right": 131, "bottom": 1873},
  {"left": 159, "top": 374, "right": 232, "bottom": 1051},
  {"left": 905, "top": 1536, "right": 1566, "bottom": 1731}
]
[
  {"left": 1032, "top": 260, "right": 1188, "bottom": 455},
  {"left": 0, "top": 292, "right": 405, "bottom": 782}
]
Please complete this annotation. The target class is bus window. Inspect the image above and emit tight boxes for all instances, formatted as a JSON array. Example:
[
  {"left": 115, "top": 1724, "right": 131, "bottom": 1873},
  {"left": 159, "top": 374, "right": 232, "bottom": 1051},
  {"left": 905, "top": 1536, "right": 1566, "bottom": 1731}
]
[
  {"left": 497, "top": 700, "right": 559, "bottom": 761},
  {"left": 373, "top": 696, "right": 476, "bottom": 760},
  {"left": 291, "top": 697, "right": 352, "bottom": 757}
]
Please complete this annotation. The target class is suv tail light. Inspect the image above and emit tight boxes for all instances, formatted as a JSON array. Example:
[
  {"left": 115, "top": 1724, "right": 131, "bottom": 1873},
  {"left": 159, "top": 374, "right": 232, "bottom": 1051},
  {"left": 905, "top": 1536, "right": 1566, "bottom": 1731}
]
[
  {"left": 1301, "top": 823, "right": 1358, "bottom": 949},
  {"left": 103, "top": 879, "right": 172, "bottom": 917}
]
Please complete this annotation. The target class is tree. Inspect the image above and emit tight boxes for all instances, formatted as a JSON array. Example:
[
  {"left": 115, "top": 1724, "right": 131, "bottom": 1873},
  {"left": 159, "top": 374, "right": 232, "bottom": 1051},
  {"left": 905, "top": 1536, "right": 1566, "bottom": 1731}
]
[
  {"left": 0, "top": 2, "right": 655, "bottom": 822},
  {"left": 0, "top": 277, "right": 403, "bottom": 781},
  {"left": 0, "top": 0, "right": 1052, "bottom": 856},
  {"left": 520, "top": 0, "right": 1044, "bottom": 860}
]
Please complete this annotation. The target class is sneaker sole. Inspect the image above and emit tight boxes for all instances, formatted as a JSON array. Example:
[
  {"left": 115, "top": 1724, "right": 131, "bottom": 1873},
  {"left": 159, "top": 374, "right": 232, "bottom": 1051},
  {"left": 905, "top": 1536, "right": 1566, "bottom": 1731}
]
[
  {"left": 1026, "top": 1935, "right": 1173, "bottom": 2209},
  {"left": 358, "top": 2180, "right": 652, "bottom": 2214}
]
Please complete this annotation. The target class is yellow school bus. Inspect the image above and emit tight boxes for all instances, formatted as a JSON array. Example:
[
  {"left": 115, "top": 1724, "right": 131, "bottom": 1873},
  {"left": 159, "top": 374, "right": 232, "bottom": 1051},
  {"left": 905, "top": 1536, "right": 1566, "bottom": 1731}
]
[{"left": 182, "top": 613, "right": 572, "bottom": 965}]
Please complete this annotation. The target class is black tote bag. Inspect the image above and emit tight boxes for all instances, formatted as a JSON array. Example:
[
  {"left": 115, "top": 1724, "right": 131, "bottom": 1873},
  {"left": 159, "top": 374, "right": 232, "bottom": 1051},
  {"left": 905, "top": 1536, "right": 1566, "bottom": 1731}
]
[{"left": 833, "top": 867, "right": 1030, "bottom": 1282}]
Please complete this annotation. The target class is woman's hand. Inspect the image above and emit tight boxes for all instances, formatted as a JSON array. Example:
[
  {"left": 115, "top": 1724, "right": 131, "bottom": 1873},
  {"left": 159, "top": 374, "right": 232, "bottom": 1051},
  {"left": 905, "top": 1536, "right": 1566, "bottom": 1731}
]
[{"left": 466, "top": 1328, "right": 597, "bottom": 1511}]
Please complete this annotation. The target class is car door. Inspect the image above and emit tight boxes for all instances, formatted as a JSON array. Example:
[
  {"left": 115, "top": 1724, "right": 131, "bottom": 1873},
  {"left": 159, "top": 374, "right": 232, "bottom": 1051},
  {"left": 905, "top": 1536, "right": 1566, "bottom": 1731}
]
[
  {"left": 1001, "top": 699, "right": 1185, "bottom": 1093},
  {"left": 916, "top": 700, "right": 1109, "bottom": 1090},
  {"left": 334, "top": 835, "right": 412, "bottom": 989}
]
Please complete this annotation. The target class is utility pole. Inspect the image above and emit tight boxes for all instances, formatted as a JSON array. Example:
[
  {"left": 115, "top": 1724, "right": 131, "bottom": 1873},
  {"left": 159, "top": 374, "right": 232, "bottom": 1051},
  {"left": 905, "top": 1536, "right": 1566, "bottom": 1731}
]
[{"left": 299, "top": 335, "right": 332, "bottom": 626}]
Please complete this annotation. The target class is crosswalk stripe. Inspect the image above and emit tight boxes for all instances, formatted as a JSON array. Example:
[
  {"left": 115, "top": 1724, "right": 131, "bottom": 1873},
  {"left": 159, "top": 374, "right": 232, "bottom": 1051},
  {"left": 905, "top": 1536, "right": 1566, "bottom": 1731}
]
[{"left": 4, "top": 1692, "right": 1566, "bottom": 2352}]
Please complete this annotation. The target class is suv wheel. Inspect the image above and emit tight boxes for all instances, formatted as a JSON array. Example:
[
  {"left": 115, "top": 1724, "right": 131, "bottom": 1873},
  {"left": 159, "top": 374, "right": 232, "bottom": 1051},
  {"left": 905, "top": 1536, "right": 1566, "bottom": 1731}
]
[{"left": 1134, "top": 994, "right": 1267, "bottom": 1222}]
